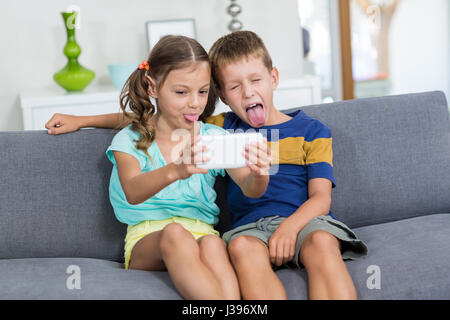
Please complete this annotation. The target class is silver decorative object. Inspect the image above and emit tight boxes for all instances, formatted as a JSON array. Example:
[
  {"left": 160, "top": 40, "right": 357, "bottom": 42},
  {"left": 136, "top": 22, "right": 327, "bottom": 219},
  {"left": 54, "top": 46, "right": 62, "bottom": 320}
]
[{"left": 227, "top": 0, "right": 243, "bottom": 32}]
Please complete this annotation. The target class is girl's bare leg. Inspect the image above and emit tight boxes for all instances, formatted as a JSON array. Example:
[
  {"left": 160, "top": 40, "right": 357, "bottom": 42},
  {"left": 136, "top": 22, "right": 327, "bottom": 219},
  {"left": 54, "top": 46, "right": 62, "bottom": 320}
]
[
  {"left": 128, "top": 230, "right": 165, "bottom": 271},
  {"left": 129, "top": 223, "right": 227, "bottom": 299},
  {"left": 197, "top": 235, "right": 240, "bottom": 300}
]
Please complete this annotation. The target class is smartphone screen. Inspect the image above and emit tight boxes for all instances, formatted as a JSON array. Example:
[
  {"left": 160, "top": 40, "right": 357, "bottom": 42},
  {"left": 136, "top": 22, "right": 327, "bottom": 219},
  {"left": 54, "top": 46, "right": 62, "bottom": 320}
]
[{"left": 196, "top": 132, "right": 264, "bottom": 169}]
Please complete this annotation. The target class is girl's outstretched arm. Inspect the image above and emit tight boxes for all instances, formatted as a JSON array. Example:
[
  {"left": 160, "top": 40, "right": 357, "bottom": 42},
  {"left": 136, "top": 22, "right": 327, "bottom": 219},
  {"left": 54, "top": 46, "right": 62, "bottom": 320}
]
[
  {"left": 115, "top": 136, "right": 209, "bottom": 205},
  {"left": 114, "top": 151, "right": 181, "bottom": 205},
  {"left": 46, "top": 112, "right": 131, "bottom": 135}
]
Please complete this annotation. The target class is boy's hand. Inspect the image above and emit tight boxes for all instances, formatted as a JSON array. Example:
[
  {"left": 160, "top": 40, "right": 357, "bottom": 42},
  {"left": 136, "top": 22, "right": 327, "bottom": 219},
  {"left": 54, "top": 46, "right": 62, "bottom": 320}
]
[
  {"left": 244, "top": 138, "right": 271, "bottom": 176},
  {"left": 45, "top": 113, "right": 82, "bottom": 135},
  {"left": 268, "top": 221, "right": 299, "bottom": 267}
]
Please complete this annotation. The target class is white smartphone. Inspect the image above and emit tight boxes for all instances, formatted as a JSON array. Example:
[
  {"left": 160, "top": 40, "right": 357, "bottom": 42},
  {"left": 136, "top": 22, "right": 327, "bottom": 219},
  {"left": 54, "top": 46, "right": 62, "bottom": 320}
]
[{"left": 196, "top": 132, "right": 264, "bottom": 169}]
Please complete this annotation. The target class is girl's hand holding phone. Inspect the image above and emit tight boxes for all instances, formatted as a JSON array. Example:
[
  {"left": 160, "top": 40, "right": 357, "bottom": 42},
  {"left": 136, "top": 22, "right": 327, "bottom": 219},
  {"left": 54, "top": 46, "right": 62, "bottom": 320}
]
[{"left": 173, "top": 136, "right": 210, "bottom": 180}]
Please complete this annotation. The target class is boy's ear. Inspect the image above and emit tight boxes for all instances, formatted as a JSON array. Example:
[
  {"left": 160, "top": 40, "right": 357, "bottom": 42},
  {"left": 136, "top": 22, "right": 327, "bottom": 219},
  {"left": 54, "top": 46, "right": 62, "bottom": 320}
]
[
  {"left": 218, "top": 91, "right": 228, "bottom": 106},
  {"left": 216, "top": 87, "right": 229, "bottom": 106},
  {"left": 146, "top": 75, "right": 157, "bottom": 98},
  {"left": 271, "top": 67, "right": 280, "bottom": 91}
]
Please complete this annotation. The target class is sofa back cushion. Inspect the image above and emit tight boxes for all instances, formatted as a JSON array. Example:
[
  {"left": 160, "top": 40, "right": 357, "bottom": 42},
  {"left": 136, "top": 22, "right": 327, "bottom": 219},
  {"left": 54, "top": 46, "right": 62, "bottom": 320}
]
[
  {"left": 0, "top": 129, "right": 125, "bottom": 261},
  {"left": 286, "top": 91, "right": 450, "bottom": 228}
]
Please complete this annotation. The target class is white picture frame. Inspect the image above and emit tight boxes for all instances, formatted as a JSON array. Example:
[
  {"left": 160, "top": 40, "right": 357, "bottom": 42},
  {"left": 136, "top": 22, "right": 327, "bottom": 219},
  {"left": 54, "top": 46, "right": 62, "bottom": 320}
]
[{"left": 145, "top": 19, "right": 197, "bottom": 52}]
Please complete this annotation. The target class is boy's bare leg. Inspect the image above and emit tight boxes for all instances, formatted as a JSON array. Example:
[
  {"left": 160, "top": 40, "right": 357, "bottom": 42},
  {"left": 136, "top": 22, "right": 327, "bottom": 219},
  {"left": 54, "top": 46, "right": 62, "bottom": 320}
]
[
  {"left": 299, "top": 230, "right": 357, "bottom": 300},
  {"left": 227, "top": 236, "right": 287, "bottom": 300},
  {"left": 198, "top": 235, "right": 241, "bottom": 300},
  {"left": 129, "top": 223, "right": 223, "bottom": 299}
]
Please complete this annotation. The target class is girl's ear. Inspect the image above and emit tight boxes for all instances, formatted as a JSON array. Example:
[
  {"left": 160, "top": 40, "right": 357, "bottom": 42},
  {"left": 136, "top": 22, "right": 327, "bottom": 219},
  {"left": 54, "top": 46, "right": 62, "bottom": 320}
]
[{"left": 146, "top": 75, "right": 157, "bottom": 98}]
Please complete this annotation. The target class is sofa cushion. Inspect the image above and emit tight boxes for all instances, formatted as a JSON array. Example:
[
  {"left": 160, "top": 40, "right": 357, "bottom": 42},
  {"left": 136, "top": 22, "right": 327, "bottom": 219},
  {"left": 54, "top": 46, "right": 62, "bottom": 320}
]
[
  {"left": 0, "top": 257, "right": 181, "bottom": 300},
  {"left": 348, "top": 213, "right": 450, "bottom": 299},
  {"left": 276, "top": 213, "right": 450, "bottom": 300},
  {"left": 1, "top": 214, "right": 448, "bottom": 299},
  {"left": 284, "top": 91, "right": 450, "bottom": 228}
]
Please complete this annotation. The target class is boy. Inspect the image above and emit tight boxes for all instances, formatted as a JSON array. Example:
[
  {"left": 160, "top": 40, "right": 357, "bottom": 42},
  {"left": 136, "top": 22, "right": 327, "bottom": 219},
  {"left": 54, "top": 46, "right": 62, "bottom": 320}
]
[{"left": 46, "top": 31, "right": 367, "bottom": 300}]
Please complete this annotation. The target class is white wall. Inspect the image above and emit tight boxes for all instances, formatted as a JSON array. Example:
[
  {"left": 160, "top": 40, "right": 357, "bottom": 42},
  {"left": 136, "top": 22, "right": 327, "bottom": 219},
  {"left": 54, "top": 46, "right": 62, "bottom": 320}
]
[
  {"left": 0, "top": 0, "right": 303, "bottom": 131},
  {"left": 390, "top": 0, "right": 450, "bottom": 102}
]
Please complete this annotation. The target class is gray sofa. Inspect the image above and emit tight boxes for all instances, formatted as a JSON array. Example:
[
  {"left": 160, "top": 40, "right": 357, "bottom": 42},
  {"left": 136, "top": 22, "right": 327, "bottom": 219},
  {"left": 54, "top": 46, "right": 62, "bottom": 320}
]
[{"left": 1, "top": 91, "right": 449, "bottom": 299}]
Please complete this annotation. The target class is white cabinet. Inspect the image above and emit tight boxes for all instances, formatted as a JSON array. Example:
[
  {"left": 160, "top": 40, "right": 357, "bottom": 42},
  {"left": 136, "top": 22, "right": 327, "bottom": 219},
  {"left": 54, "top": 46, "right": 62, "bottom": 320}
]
[
  {"left": 20, "top": 87, "right": 122, "bottom": 131},
  {"left": 20, "top": 77, "right": 321, "bottom": 130}
]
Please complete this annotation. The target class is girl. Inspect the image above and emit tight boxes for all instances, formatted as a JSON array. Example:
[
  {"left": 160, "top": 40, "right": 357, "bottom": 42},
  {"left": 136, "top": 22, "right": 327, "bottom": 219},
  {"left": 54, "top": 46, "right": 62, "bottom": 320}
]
[{"left": 71, "top": 35, "right": 270, "bottom": 300}]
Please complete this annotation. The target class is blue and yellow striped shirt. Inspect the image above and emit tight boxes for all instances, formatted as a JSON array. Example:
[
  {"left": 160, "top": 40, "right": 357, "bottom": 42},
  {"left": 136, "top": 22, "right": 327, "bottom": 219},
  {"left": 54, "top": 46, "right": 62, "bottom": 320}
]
[{"left": 207, "top": 110, "right": 336, "bottom": 229}]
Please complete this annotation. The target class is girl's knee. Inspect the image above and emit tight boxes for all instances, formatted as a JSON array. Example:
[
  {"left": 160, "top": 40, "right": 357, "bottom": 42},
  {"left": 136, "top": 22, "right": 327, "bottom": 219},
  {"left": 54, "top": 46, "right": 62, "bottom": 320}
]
[
  {"left": 198, "top": 235, "right": 227, "bottom": 259},
  {"left": 159, "top": 223, "right": 195, "bottom": 253},
  {"left": 199, "top": 234, "right": 226, "bottom": 251}
]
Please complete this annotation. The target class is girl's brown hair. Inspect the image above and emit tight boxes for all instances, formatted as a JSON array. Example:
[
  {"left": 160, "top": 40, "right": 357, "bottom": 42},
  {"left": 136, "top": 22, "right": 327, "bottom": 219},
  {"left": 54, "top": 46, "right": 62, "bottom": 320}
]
[{"left": 118, "top": 35, "right": 217, "bottom": 159}]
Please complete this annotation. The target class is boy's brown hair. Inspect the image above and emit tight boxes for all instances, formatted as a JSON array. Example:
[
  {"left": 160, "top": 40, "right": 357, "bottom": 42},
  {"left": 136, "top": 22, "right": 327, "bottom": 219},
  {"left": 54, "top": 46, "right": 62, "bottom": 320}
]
[{"left": 208, "top": 30, "right": 273, "bottom": 90}]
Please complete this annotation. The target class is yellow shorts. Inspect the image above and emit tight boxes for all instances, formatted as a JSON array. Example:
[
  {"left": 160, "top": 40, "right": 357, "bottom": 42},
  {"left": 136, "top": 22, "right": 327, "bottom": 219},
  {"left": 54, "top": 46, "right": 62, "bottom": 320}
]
[{"left": 124, "top": 217, "right": 220, "bottom": 269}]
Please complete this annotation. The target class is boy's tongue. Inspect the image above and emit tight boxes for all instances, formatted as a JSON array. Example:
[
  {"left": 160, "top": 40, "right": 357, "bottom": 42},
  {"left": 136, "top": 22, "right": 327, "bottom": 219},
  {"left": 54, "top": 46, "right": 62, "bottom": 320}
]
[{"left": 247, "top": 105, "right": 265, "bottom": 127}]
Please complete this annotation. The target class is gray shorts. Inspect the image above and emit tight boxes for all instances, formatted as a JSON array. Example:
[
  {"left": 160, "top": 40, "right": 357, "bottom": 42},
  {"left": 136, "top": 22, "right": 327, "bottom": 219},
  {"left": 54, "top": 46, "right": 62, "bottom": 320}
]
[{"left": 222, "top": 215, "right": 368, "bottom": 269}]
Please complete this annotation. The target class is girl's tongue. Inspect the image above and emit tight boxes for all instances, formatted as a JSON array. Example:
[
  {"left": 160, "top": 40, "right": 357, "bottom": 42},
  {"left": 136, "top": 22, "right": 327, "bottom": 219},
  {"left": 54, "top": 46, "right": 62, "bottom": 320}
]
[
  {"left": 247, "top": 104, "right": 265, "bottom": 127},
  {"left": 184, "top": 114, "right": 199, "bottom": 122}
]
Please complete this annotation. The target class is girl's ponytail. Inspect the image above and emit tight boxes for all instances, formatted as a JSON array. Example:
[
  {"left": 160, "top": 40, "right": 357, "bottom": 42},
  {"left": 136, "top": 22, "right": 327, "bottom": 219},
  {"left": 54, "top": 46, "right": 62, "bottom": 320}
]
[{"left": 119, "top": 64, "right": 156, "bottom": 160}]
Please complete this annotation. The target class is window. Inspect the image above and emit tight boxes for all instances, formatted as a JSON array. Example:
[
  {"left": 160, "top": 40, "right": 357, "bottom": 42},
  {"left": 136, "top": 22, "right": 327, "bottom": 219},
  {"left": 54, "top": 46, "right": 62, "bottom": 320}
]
[{"left": 298, "top": 0, "right": 342, "bottom": 102}]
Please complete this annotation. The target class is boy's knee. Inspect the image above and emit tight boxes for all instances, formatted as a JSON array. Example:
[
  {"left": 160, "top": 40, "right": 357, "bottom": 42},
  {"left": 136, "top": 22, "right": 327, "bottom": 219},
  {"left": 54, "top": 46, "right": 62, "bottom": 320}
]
[
  {"left": 228, "top": 236, "right": 267, "bottom": 262},
  {"left": 300, "top": 230, "right": 341, "bottom": 267},
  {"left": 303, "top": 230, "right": 339, "bottom": 252}
]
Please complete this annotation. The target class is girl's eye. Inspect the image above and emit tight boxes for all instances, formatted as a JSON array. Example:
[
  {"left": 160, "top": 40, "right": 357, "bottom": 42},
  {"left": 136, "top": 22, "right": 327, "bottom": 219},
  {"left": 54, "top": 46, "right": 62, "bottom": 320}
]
[
  {"left": 230, "top": 85, "right": 239, "bottom": 91},
  {"left": 252, "top": 79, "right": 261, "bottom": 82}
]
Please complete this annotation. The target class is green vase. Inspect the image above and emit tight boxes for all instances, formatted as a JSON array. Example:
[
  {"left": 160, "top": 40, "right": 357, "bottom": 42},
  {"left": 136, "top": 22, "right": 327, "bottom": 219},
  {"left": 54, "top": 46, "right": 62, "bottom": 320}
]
[{"left": 53, "top": 12, "right": 95, "bottom": 91}]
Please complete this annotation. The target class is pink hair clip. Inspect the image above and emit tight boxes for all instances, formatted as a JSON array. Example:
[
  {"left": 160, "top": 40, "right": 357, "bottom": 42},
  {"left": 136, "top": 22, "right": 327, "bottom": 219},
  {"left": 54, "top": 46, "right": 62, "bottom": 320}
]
[{"left": 138, "top": 60, "right": 149, "bottom": 71}]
